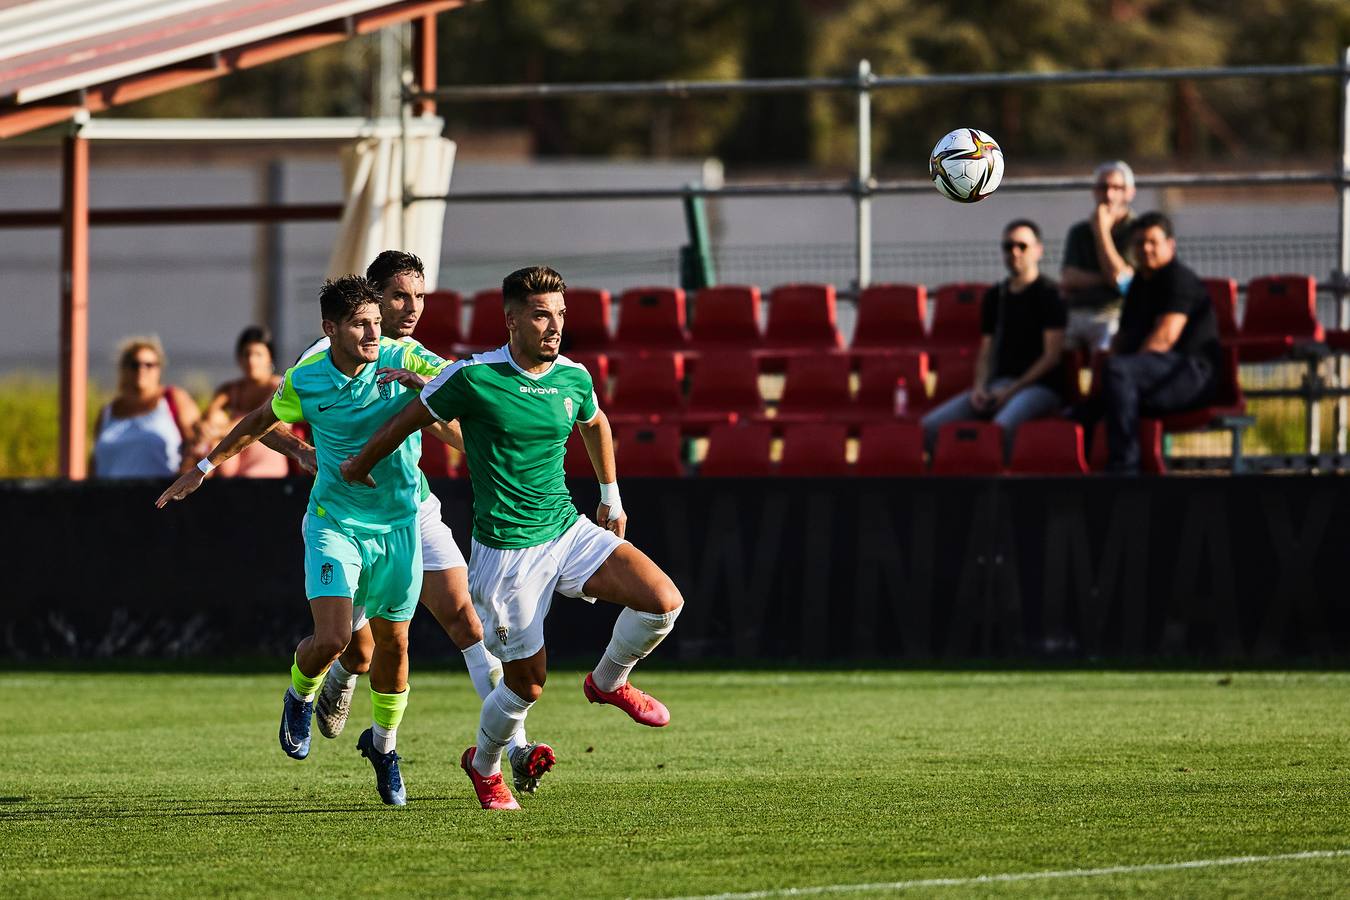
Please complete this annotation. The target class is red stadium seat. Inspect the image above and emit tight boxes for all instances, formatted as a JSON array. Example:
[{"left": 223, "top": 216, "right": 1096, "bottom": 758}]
[
  {"left": 616, "top": 286, "right": 689, "bottom": 349},
  {"left": 690, "top": 285, "right": 762, "bottom": 350},
  {"left": 607, "top": 351, "right": 685, "bottom": 425},
  {"left": 564, "top": 430, "right": 594, "bottom": 478},
  {"left": 931, "top": 422, "right": 1003, "bottom": 475},
  {"left": 855, "top": 421, "right": 925, "bottom": 476},
  {"left": 852, "top": 284, "right": 927, "bottom": 352},
  {"left": 563, "top": 288, "right": 612, "bottom": 351},
  {"left": 778, "top": 423, "right": 851, "bottom": 477},
  {"left": 1201, "top": 277, "right": 1239, "bottom": 341},
  {"left": 458, "top": 289, "right": 505, "bottom": 353},
  {"left": 760, "top": 283, "right": 845, "bottom": 369},
  {"left": 1154, "top": 345, "right": 1247, "bottom": 429},
  {"left": 285, "top": 423, "right": 312, "bottom": 478},
  {"left": 770, "top": 352, "right": 852, "bottom": 424},
  {"left": 565, "top": 351, "right": 610, "bottom": 400},
  {"left": 1233, "top": 274, "right": 1323, "bottom": 362},
  {"left": 1007, "top": 420, "right": 1089, "bottom": 475},
  {"left": 700, "top": 422, "right": 773, "bottom": 477},
  {"left": 684, "top": 351, "right": 761, "bottom": 432},
  {"left": 614, "top": 424, "right": 685, "bottom": 477},
  {"left": 929, "top": 282, "right": 989, "bottom": 350},
  {"left": 841, "top": 351, "right": 929, "bottom": 425},
  {"left": 416, "top": 290, "right": 462, "bottom": 358},
  {"left": 418, "top": 428, "right": 459, "bottom": 478},
  {"left": 928, "top": 351, "right": 977, "bottom": 409}
]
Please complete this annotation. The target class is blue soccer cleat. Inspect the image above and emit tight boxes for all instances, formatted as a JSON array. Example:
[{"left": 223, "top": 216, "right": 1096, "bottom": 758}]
[
  {"left": 279, "top": 689, "right": 314, "bottom": 760},
  {"left": 356, "top": 728, "right": 407, "bottom": 806}
]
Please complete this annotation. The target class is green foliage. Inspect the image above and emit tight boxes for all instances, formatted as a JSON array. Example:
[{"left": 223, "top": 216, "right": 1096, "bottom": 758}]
[
  {"left": 0, "top": 378, "right": 105, "bottom": 479},
  {"left": 2, "top": 670, "right": 1349, "bottom": 897}
]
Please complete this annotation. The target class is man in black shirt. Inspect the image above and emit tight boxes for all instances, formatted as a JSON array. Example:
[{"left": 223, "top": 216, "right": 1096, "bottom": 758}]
[
  {"left": 922, "top": 219, "right": 1068, "bottom": 460},
  {"left": 1060, "top": 161, "right": 1135, "bottom": 352},
  {"left": 1097, "top": 211, "right": 1220, "bottom": 473}
]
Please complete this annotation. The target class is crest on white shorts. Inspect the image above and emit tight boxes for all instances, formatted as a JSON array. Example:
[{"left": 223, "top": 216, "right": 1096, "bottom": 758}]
[
  {"left": 563, "top": 397, "right": 574, "bottom": 420},
  {"left": 496, "top": 625, "right": 510, "bottom": 644}
]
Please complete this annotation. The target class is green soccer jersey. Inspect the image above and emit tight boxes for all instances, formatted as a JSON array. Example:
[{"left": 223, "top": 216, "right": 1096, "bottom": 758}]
[
  {"left": 420, "top": 345, "right": 599, "bottom": 549},
  {"left": 273, "top": 336, "right": 446, "bottom": 532}
]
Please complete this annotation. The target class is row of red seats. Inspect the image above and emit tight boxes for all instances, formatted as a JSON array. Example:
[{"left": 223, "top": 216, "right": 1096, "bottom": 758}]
[{"left": 416, "top": 275, "right": 1324, "bottom": 365}]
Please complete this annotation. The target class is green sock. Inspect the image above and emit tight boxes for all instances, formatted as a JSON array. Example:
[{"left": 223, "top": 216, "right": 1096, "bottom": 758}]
[
  {"left": 290, "top": 654, "right": 326, "bottom": 699},
  {"left": 371, "top": 685, "right": 410, "bottom": 732}
]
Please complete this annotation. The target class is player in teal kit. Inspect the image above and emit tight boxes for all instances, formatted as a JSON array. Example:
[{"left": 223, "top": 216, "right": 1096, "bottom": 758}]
[
  {"left": 156, "top": 275, "right": 440, "bottom": 806},
  {"left": 342, "top": 265, "right": 685, "bottom": 811}
]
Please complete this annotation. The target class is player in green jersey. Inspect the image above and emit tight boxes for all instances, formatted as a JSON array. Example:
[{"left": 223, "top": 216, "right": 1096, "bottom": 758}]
[
  {"left": 156, "top": 275, "right": 438, "bottom": 806},
  {"left": 341, "top": 266, "right": 684, "bottom": 811}
]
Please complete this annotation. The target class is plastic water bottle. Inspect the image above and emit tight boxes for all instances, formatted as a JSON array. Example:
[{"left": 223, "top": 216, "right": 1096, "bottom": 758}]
[{"left": 893, "top": 376, "right": 908, "bottom": 418}]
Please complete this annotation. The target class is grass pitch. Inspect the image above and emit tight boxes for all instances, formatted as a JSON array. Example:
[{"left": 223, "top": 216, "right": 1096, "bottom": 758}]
[{"left": 2, "top": 669, "right": 1348, "bottom": 898}]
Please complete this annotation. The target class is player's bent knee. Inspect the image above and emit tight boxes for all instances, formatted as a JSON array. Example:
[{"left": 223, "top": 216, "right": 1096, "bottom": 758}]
[{"left": 312, "top": 634, "right": 349, "bottom": 661}]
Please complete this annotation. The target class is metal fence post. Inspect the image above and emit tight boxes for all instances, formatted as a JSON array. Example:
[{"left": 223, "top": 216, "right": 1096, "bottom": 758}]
[
  {"left": 855, "top": 59, "right": 873, "bottom": 292},
  {"left": 1337, "top": 46, "right": 1350, "bottom": 453}
]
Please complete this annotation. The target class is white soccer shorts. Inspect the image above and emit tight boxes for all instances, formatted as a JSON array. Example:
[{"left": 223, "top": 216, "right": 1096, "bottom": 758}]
[
  {"left": 418, "top": 491, "right": 468, "bottom": 572},
  {"left": 468, "top": 514, "right": 626, "bottom": 662}
]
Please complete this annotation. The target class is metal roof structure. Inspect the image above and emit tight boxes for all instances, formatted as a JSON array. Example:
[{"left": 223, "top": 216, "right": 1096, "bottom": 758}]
[{"left": 0, "top": 0, "right": 469, "bottom": 138}]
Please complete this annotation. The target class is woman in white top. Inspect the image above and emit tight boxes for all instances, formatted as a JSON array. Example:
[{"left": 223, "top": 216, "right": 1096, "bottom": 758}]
[{"left": 92, "top": 336, "right": 199, "bottom": 479}]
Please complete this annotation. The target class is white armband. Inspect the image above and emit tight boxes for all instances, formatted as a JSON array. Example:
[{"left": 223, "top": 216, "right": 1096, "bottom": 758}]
[
  {"left": 197, "top": 458, "right": 216, "bottom": 475},
  {"left": 599, "top": 481, "right": 622, "bottom": 519}
]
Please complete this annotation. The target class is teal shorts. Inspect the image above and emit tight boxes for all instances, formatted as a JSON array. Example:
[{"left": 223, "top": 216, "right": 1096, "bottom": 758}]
[{"left": 302, "top": 513, "right": 422, "bottom": 622}]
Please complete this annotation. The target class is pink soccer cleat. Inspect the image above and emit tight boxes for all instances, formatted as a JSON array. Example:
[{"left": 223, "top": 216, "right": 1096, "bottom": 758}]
[
  {"left": 460, "top": 747, "right": 521, "bottom": 810},
  {"left": 583, "top": 673, "right": 670, "bottom": 727}
]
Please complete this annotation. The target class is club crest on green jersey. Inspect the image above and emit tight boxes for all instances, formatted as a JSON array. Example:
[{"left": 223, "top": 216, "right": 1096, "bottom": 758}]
[{"left": 564, "top": 397, "right": 574, "bottom": 420}]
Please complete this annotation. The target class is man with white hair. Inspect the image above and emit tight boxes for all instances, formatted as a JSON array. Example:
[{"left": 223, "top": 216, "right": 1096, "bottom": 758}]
[{"left": 1059, "top": 160, "right": 1136, "bottom": 352}]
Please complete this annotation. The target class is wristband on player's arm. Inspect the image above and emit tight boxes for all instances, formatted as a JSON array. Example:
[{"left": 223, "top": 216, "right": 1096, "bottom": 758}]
[
  {"left": 599, "top": 481, "right": 623, "bottom": 519},
  {"left": 197, "top": 457, "right": 216, "bottom": 475}
]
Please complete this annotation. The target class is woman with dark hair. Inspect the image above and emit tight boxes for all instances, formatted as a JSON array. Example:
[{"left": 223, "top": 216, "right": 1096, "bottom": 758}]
[
  {"left": 93, "top": 336, "right": 199, "bottom": 478},
  {"left": 198, "top": 326, "right": 289, "bottom": 477}
]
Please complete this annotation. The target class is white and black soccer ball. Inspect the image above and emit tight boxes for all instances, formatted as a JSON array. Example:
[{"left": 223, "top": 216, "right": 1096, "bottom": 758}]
[{"left": 929, "top": 128, "right": 1004, "bottom": 203}]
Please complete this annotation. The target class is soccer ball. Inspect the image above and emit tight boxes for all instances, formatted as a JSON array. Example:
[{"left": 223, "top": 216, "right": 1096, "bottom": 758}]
[{"left": 929, "top": 128, "right": 1004, "bottom": 203}]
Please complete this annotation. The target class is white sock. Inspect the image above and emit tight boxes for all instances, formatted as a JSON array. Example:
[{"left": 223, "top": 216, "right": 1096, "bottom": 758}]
[
  {"left": 325, "top": 659, "right": 359, "bottom": 694},
  {"left": 592, "top": 607, "right": 682, "bottom": 692},
  {"left": 473, "top": 683, "right": 533, "bottom": 777},
  {"left": 286, "top": 685, "right": 312, "bottom": 702},
  {"left": 372, "top": 722, "right": 396, "bottom": 754},
  {"left": 462, "top": 642, "right": 527, "bottom": 755}
]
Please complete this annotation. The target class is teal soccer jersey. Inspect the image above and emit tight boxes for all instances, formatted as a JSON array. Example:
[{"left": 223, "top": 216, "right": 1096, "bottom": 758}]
[
  {"left": 419, "top": 346, "right": 598, "bottom": 549},
  {"left": 274, "top": 336, "right": 446, "bottom": 532}
]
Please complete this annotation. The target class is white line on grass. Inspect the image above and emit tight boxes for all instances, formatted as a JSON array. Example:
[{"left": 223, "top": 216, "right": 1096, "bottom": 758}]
[{"left": 654, "top": 849, "right": 1350, "bottom": 900}]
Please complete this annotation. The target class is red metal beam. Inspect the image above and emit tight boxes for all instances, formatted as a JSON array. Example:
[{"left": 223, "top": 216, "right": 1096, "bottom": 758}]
[
  {"left": 0, "top": 203, "right": 344, "bottom": 229},
  {"left": 59, "top": 132, "right": 90, "bottom": 480},
  {"left": 412, "top": 13, "right": 437, "bottom": 117}
]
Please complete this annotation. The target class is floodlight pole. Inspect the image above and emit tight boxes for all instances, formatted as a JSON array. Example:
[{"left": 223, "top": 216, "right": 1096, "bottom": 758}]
[
  {"left": 1336, "top": 46, "right": 1350, "bottom": 453},
  {"left": 59, "top": 117, "right": 90, "bottom": 480},
  {"left": 854, "top": 59, "right": 873, "bottom": 292}
]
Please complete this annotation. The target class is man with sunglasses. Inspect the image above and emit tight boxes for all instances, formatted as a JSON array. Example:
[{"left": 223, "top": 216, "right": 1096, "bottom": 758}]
[
  {"left": 1060, "top": 161, "right": 1136, "bottom": 352},
  {"left": 921, "top": 219, "right": 1068, "bottom": 460}
]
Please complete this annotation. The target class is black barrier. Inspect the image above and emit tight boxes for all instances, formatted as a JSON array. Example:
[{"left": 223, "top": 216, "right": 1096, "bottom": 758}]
[{"left": 1, "top": 477, "right": 1347, "bottom": 661}]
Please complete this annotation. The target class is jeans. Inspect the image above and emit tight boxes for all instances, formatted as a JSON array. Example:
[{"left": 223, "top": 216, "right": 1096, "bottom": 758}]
[
  {"left": 1094, "top": 352, "right": 1214, "bottom": 473},
  {"left": 1064, "top": 307, "right": 1120, "bottom": 353},
  {"left": 921, "top": 377, "right": 1063, "bottom": 460}
]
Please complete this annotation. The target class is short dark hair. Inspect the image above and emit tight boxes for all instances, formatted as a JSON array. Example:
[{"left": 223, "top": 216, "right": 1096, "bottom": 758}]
[
  {"left": 235, "top": 325, "right": 274, "bottom": 361},
  {"left": 502, "top": 265, "right": 566, "bottom": 308},
  {"left": 320, "top": 275, "right": 381, "bottom": 324},
  {"left": 1003, "top": 218, "right": 1041, "bottom": 241},
  {"left": 1131, "top": 211, "right": 1174, "bottom": 238},
  {"left": 365, "top": 250, "right": 425, "bottom": 293}
]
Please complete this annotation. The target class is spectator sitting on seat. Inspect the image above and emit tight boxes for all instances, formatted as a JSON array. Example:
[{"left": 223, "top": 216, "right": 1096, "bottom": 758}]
[
  {"left": 92, "top": 336, "right": 199, "bottom": 478},
  {"left": 1060, "top": 160, "right": 1136, "bottom": 352},
  {"left": 1092, "top": 211, "right": 1221, "bottom": 474},
  {"left": 921, "top": 219, "right": 1067, "bottom": 460},
  {"left": 197, "top": 326, "right": 289, "bottom": 478}
]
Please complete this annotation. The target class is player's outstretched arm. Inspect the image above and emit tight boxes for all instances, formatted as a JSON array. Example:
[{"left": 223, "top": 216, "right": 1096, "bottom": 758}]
[
  {"left": 341, "top": 399, "right": 435, "bottom": 487},
  {"left": 260, "top": 425, "right": 317, "bottom": 474},
  {"left": 425, "top": 419, "right": 465, "bottom": 453},
  {"left": 578, "top": 409, "right": 626, "bottom": 538},
  {"left": 155, "top": 401, "right": 280, "bottom": 507}
]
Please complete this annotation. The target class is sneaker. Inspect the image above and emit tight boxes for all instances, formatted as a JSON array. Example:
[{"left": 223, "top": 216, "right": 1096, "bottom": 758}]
[
  {"left": 583, "top": 673, "right": 670, "bottom": 727},
  {"left": 315, "top": 673, "right": 357, "bottom": 739},
  {"left": 356, "top": 728, "right": 407, "bottom": 806},
  {"left": 460, "top": 747, "right": 521, "bottom": 810},
  {"left": 509, "top": 742, "right": 556, "bottom": 794},
  {"left": 279, "top": 690, "right": 314, "bottom": 760}
]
